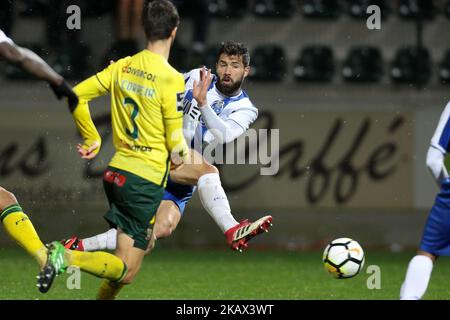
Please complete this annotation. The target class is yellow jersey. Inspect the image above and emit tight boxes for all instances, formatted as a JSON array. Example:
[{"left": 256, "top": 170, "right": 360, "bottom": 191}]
[{"left": 72, "top": 49, "right": 188, "bottom": 187}]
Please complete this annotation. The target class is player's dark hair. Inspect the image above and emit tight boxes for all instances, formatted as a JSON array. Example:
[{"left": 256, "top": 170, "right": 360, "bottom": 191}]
[
  {"left": 142, "top": 0, "right": 180, "bottom": 42},
  {"left": 217, "top": 41, "right": 250, "bottom": 67}
]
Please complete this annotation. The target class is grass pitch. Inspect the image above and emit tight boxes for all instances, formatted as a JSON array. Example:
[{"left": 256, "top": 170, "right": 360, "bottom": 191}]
[{"left": 1, "top": 247, "right": 449, "bottom": 300}]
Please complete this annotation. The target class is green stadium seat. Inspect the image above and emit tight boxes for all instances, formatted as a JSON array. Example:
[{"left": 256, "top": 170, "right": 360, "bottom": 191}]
[
  {"left": 293, "top": 45, "right": 334, "bottom": 82},
  {"left": 399, "top": 0, "right": 436, "bottom": 20},
  {"left": 208, "top": 0, "right": 248, "bottom": 18},
  {"left": 248, "top": 45, "right": 287, "bottom": 81},
  {"left": 390, "top": 46, "right": 432, "bottom": 85},
  {"left": 347, "top": 0, "right": 390, "bottom": 19},
  {"left": 302, "top": 0, "right": 341, "bottom": 19},
  {"left": 252, "top": 0, "right": 295, "bottom": 18},
  {"left": 342, "top": 46, "right": 383, "bottom": 83}
]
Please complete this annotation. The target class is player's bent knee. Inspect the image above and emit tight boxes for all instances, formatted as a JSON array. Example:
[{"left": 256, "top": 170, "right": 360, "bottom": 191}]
[
  {"left": 0, "top": 187, "right": 18, "bottom": 211},
  {"left": 154, "top": 224, "right": 174, "bottom": 239}
]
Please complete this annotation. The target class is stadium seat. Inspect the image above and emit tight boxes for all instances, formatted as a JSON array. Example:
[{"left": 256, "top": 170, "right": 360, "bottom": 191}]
[
  {"left": 248, "top": 45, "right": 287, "bottom": 81},
  {"left": 208, "top": 0, "right": 248, "bottom": 18},
  {"left": 293, "top": 45, "right": 334, "bottom": 82},
  {"left": 342, "top": 46, "right": 383, "bottom": 83},
  {"left": 346, "top": 0, "right": 390, "bottom": 19},
  {"left": 398, "top": 0, "right": 436, "bottom": 20},
  {"left": 439, "top": 49, "right": 450, "bottom": 84},
  {"left": 390, "top": 46, "right": 432, "bottom": 85},
  {"left": 252, "top": 0, "right": 295, "bottom": 18},
  {"left": 302, "top": 0, "right": 341, "bottom": 19}
]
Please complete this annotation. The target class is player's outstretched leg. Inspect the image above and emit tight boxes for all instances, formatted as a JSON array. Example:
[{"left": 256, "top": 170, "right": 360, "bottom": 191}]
[
  {"left": 61, "top": 149, "right": 275, "bottom": 253},
  {"left": 61, "top": 228, "right": 117, "bottom": 252},
  {"left": 172, "top": 149, "right": 274, "bottom": 252},
  {"left": 400, "top": 251, "right": 435, "bottom": 300},
  {"left": 37, "top": 241, "right": 128, "bottom": 294},
  {"left": 196, "top": 172, "right": 273, "bottom": 252},
  {"left": 0, "top": 187, "right": 47, "bottom": 268},
  {"left": 61, "top": 201, "right": 180, "bottom": 253}
]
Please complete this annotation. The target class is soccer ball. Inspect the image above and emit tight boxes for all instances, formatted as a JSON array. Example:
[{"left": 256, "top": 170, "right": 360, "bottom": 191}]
[{"left": 323, "top": 238, "right": 365, "bottom": 279}]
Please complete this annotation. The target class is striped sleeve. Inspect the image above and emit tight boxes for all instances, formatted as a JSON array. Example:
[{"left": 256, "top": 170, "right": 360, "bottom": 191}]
[{"left": 431, "top": 101, "right": 450, "bottom": 153}]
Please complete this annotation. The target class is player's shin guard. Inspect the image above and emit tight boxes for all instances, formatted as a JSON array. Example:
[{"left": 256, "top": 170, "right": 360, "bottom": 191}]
[
  {"left": 97, "top": 279, "right": 126, "bottom": 300},
  {"left": 0, "top": 204, "right": 47, "bottom": 268},
  {"left": 197, "top": 173, "right": 238, "bottom": 233},
  {"left": 66, "top": 250, "right": 128, "bottom": 281}
]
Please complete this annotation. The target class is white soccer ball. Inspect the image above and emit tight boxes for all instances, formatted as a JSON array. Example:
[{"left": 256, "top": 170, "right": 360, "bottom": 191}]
[{"left": 322, "top": 238, "right": 365, "bottom": 279}]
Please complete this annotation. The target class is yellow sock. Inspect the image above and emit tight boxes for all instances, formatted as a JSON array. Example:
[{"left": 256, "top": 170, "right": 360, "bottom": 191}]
[
  {"left": 1, "top": 204, "right": 47, "bottom": 268},
  {"left": 97, "top": 280, "right": 126, "bottom": 300},
  {"left": 66, "top": 250, "right": 127, "bottom": 281}
]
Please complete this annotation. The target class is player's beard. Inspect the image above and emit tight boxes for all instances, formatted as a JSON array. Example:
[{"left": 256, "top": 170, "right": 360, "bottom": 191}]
[{"left": 216, "top": 74, "right": 244, "bottom": 96}]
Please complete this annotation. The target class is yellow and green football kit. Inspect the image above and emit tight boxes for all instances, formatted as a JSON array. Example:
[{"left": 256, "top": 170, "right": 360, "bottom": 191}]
[
  {"left": 73, "top": 49, "right": 188, "bottom": 186},
  {"left": 72, "top": 49, "right": 189, "bottom": 249}
]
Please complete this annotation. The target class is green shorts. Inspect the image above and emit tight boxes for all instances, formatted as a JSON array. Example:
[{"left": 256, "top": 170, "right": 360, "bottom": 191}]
[{"left": 103, "top": 166, "right": 164, "bottom": 250}]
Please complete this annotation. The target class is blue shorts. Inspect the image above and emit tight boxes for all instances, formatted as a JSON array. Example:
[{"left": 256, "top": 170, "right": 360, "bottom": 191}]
[
  {"left": 162, "top": 176, "right": 196, "bottom": 215},
  {"left": 420, "top": 179, "right": 450, "bottom": 256}
]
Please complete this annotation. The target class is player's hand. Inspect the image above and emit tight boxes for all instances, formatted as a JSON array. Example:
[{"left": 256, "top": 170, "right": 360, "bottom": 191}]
[
  {"left": 77, "top": 141, "right": 100, "bottom": 160},
  {"left": 50, "top": 80, "right": 79, "bottom": 112},
  {"left": 170, "top": 160, "right": 183, "bottom": 171},
  {"left": 193, "top": 67, "right": 212, "bottom": 108},
  {"left": 170, "top": 150, "right": 185, "bottom": 170}
]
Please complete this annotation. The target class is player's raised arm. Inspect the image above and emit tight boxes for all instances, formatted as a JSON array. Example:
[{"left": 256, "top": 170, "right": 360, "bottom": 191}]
[
  {"left": 0, "top": 38, "right": 78, "bottom": 109},
  {"left": 71, "top": 63, "right": 114, "bottom": 159}
]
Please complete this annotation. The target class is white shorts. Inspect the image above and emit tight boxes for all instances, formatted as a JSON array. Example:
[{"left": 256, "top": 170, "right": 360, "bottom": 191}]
[{"left": 0, "top": 29, "right": 13, "bottom": 45}]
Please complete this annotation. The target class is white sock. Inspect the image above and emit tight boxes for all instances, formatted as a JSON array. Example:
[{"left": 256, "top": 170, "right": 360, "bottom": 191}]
[
  {"left": 197, "top": 173, "right": 238, "bottom": 233},
  {"left": 400, "top": 255, "right": 434, "bottom": 300},
  {"left": 82, "top": 228, "right": 117, "bottom": 252}
]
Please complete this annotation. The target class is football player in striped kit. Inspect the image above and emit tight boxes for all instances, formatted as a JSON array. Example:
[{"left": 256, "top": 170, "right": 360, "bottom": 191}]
[
  {"left": 401, "top": 101, "right": 450, "bottom": 299},
  {"left": 63, "top": 41, "right": 272, "bottom": 253}
]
